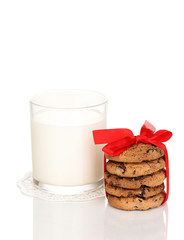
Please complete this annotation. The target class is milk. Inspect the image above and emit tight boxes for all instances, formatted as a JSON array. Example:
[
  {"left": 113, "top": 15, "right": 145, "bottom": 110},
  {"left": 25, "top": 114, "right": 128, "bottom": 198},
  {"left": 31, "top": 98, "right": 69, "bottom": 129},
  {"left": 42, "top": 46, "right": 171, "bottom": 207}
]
[{"left": 31, "top": 109, "right": 106, "bottom": 186}]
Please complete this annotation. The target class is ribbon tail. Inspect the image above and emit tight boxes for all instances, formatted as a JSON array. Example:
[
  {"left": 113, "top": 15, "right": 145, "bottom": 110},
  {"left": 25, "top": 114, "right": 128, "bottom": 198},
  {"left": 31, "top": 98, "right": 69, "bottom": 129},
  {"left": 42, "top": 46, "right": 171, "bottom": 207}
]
[
  {"left": 104, "top": 154, "right": 108, "bottom": 198},
  {"left": 153, "top": 142, "right": 169, "bottom": 204},
  {"left": 162, "top": 147, "right": 169, "bottom": 204}
]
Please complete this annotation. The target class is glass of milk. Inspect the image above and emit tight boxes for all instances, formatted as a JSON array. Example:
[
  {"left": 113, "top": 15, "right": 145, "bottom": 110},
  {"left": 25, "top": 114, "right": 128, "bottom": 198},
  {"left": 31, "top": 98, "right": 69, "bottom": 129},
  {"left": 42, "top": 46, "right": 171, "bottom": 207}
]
[{"left": 30, "top": 90, "right": 107, "bottom": 194}]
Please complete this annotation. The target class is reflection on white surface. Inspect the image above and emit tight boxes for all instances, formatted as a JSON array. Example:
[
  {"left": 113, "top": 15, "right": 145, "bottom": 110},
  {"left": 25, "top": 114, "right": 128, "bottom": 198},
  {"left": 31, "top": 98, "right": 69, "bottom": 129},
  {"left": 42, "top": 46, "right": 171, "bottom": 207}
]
[
  {"left": 33, "top": 197, "right": 168, "bottom": 240},
  {"left": 33, "top": 197, "right": 105, "bottom": 240},
  {"left": 105, "top": 203, "right": 168, "bottom": 240}
]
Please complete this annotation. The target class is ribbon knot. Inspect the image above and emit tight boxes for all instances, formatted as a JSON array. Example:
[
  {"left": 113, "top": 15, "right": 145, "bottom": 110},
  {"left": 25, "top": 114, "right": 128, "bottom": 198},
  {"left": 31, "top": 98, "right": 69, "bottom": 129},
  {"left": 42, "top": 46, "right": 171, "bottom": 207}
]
[
  {"left": 93, "top": 120, "right": 172, "bottom": 204},
  {"left": 135, "top": 135, "right": 141, "bottom": 144}
]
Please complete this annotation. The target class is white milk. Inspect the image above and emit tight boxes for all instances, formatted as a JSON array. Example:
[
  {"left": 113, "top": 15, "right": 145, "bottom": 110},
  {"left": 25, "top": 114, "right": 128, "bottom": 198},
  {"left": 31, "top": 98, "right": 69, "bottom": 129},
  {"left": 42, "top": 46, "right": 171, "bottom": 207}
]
[{"left": 31, "top": 109, "right": 105, "bottom": 186}]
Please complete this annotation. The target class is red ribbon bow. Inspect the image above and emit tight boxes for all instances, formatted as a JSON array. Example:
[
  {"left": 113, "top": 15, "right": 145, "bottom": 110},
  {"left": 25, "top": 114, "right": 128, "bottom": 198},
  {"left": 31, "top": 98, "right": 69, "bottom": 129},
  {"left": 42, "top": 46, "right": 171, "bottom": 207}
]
[{"left": 93, "top": 121, "right": 172, "bottom": 204}]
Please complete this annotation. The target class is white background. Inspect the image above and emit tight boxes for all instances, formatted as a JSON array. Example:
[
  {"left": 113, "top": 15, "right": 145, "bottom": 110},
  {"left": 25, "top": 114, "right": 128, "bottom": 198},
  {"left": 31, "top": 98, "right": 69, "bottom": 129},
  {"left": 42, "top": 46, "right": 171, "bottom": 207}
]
[{"left": 0, "top": 0, "right": 183, "bottom": 239}]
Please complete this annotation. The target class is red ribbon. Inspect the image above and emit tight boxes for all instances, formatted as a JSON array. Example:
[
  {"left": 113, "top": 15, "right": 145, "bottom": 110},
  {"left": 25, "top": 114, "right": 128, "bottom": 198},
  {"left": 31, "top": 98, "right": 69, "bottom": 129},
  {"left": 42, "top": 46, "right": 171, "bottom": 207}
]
[{"left": 93, "top": 121, "right": 172, "bottom": 204}]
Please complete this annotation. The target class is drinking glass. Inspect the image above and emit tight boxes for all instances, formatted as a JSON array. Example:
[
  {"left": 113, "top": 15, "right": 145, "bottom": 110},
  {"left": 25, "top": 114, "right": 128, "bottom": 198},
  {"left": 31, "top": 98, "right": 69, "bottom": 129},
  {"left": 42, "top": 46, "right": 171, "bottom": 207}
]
[{"left": 30, "top": 89, "right": 107, "bottom": 194}]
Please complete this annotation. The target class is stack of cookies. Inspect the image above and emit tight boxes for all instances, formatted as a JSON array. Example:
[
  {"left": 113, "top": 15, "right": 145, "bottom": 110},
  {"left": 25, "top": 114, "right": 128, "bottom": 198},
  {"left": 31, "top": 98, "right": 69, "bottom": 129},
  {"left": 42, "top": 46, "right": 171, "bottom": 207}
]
[{"left": 104, "top": 143, "right": 166, "bottom": 210}]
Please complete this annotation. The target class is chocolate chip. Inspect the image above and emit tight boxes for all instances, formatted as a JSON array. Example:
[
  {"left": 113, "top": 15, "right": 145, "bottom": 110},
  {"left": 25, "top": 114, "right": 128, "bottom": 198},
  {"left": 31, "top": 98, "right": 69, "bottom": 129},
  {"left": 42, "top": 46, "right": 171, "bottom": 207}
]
[
  {"left": 138, "top": 199, "right": 143, "bottom": 202},
  {"left": 133, "top": 170, "right": 136, "bottom": 175},
  {"left": 116, "top": 164, "right": 126, "bottom": 174},
  {"left": 141, "top": 186, "right": 146, "bottom": 197},
  {"left": 106, "top": 172, "right": 111, "bottom": 178},
  {"left": 134, "top": 206, "right": 138, "bottom": 209},
  {"left": 147, "top": 148, "right": 156, "bottom": 153},
  {"left": 117, "top": 165, "right": 124, "bottom": 170}
]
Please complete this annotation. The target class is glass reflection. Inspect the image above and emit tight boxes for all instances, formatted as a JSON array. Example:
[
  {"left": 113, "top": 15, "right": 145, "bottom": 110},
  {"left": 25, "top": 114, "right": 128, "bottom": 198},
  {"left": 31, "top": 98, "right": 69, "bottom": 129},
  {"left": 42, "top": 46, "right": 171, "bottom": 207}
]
[{"left": 33, "top": 197, "right": 105, "bottom": 240}]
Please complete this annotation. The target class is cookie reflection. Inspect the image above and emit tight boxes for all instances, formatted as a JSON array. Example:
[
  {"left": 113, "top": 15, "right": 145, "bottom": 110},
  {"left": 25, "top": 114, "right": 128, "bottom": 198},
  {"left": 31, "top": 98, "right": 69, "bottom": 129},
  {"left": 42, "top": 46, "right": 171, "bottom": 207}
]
[
  {"left": 105, "top": 203, "right": 168, "bottom": 240},
  {"left": 33, "top": 197, "right": 105, "bottom": 240}
]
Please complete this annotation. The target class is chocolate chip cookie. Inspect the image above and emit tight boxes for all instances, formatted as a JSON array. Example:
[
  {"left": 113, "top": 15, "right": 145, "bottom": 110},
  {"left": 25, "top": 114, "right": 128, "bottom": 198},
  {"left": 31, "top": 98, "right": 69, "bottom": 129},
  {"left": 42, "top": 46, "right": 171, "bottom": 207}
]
[
  {"left": 106, "top": 157, "right": 165, "bottom": 177},
  {"left": 108, "top": 192, "right": 165, "bottom": 210},
  {"left": 105, "top": 143, "right": 165, "bottom": 163},
  {"left": 105, "top": 183, "right": 164, "bottom": 198},
  {"left": 104, "top": 169, "right": 166, "bottom": 189}
]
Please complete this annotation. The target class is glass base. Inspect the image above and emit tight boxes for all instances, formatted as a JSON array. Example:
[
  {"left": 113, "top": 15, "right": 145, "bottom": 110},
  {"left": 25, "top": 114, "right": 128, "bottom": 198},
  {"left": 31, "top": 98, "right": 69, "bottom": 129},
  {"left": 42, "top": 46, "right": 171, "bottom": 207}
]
[{"left": 33, "top": 178, "right": 104, "bottom": 195}]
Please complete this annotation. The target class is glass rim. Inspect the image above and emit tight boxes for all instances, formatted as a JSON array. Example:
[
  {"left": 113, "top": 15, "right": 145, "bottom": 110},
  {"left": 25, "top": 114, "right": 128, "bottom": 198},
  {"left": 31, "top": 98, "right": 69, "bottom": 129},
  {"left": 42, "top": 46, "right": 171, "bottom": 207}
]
[{"left": 30, "top": 89, "right": 108, "bottom": 110}]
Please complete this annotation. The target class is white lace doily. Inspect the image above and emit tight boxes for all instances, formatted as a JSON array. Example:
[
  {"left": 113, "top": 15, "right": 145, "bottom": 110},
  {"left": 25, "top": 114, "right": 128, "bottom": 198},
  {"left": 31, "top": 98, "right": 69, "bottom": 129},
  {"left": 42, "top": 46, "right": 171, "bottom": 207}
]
[{"left": 17, "top": 172, "right": 105, "bottom": 201}]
